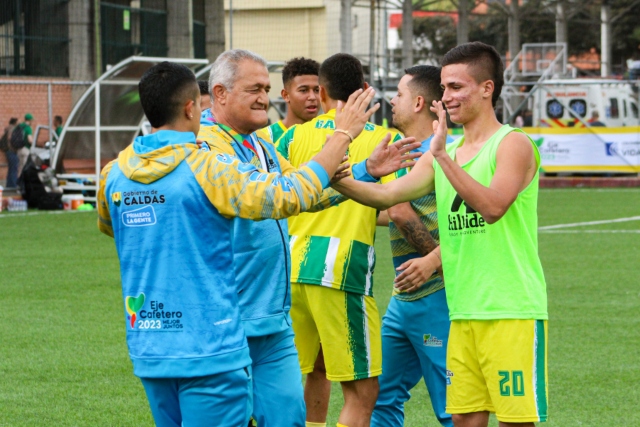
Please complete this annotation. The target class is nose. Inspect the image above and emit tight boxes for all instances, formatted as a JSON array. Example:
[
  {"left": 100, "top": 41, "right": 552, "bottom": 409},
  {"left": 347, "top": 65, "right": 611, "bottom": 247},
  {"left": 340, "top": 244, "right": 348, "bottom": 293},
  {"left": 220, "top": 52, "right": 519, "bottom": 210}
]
[
  {"left": 390, "top": 96, "right": 397, "bottom": 107},
  {"left": 257, "top": 89, "right": 269, "bottom": 107},
  {"left": 442, "top": 88, "right": 452, "bottom": 104}
]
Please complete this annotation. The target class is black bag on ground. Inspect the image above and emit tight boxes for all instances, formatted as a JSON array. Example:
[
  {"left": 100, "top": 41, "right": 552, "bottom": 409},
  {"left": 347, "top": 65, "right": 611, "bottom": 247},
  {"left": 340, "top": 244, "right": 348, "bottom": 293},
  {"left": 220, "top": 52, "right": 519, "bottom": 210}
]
[
  {"left": 17, "top": 158, "right": 53, "bottom": 209},
  {"left": 37, "top": 192, "right": 63, "bottom": 210}
]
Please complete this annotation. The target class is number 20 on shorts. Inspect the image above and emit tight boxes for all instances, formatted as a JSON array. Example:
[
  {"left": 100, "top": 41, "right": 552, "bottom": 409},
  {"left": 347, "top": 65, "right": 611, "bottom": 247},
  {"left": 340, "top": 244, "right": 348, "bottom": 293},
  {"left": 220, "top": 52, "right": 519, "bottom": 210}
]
[{"left": 499, "top": 370, "right": 525, "bottom": 396}]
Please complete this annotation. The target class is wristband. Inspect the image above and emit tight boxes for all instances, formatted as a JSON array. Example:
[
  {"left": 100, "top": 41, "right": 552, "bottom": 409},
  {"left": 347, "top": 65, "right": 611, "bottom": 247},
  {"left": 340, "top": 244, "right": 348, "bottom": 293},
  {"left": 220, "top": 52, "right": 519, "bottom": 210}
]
[{"left": 334, "top": 129, "right": 354, "bottom": 142}]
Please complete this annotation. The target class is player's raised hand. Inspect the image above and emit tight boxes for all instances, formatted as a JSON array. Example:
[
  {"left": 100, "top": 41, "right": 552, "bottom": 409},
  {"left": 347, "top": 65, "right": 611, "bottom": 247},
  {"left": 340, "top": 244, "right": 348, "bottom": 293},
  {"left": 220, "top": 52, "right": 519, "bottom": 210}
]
[
  {"left": 393, "top": 252, "right": 440, "bottom": 292},
  {"left": 364, "top": 135, "right": 421, "bottom": 179},
  {"left": 429, "top": 100, "right": 449, "bottom": 157},
  {"left": 334, "top": 87, "right": 380, "bottom": 140}
]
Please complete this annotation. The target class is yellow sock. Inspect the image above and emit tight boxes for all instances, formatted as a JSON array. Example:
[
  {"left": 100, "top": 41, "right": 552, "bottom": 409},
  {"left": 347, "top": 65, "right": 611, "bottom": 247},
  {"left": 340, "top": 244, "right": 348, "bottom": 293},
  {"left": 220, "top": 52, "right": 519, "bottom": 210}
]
[
  {"left": 305, "top": 423, "right": 326, "bottom": 427},
  {"left": 337, "top": 424, "right": 349, "bottom": 427}
]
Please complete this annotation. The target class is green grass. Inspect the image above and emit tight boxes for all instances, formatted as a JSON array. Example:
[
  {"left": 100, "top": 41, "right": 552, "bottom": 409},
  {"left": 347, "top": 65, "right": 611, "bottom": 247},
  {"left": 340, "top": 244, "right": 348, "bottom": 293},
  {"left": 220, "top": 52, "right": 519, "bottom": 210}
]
[{"left": 0, "top": 188, "right": 639, "bottom": 426}]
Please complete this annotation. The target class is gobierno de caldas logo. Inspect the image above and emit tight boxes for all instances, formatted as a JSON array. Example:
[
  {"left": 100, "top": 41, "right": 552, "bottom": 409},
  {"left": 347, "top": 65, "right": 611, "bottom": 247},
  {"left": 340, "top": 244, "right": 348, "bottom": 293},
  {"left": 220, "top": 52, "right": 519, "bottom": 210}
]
[
  {"left": 125, "top": 293, "right": 183, "bottom": 331},
  {"left": 112, "top": 189, "right": 167, "bottom": 228}
]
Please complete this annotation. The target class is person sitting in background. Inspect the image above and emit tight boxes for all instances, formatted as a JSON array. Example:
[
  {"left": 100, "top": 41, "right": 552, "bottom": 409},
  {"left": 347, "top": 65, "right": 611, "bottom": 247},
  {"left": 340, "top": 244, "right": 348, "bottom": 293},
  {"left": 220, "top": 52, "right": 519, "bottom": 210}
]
[
  {"left": 588, "top": 111, "right": 606, "bottom": 127},
  {"left": 54, "top": 116, "right": 64, "bottom": 137}
]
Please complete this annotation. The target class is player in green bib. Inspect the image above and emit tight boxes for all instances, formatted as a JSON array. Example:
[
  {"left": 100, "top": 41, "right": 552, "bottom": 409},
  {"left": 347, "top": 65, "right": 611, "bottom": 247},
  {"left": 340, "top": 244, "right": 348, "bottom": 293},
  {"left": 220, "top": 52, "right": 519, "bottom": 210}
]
[
  {"left": 333, "top": 42, "right": 548, "bottom": 427},
  {"left": 264, "top": 57, "right": 320, "bottom": 143}
]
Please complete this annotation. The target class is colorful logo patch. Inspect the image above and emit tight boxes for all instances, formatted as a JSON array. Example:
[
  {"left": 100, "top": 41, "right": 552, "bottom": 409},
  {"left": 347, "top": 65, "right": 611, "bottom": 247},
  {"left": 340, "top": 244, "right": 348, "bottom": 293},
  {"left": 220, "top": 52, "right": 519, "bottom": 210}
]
[
  {"left": 125, "top": 293, "right": 145, "bottom": 328},
  {"left": 112, "top": 191, "right": 122, "bottom": 206},
  {"left": 423, "top": 334, "right": 443, "bottom": 347}
]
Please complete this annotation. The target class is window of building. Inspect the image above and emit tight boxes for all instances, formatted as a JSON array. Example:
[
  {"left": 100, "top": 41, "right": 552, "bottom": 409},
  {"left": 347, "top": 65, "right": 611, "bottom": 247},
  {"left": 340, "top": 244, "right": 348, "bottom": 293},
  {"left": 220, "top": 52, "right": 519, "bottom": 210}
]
[
  {"left": 609, "top": 98, "right": 619, "bottom": 119},
  {"left": 0, "top": 0, "right": 69, "bottom": 77},
  {"left": 192, "top": 0, "right": 206, "bottom": 59}
]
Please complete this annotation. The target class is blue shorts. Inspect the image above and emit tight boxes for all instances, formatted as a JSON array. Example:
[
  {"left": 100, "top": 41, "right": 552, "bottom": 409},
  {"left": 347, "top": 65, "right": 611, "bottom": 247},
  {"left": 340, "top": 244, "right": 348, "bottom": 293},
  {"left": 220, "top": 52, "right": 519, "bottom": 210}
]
[
  {"left": 371, "top": 288, "right": 453, "bottom": 427},
  {"left": 140, "top": 367, "right": 252, "bottom": 427},
  {"left": 248, "top": 326, "right": 306, "bottom": 426}
]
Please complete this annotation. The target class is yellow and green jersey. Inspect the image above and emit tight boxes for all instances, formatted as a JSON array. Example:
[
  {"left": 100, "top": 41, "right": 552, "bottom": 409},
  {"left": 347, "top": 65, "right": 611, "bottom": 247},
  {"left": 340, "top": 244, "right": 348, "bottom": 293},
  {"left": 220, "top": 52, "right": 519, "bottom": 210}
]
[
  {"left": 265, "top": 120, "right": 288, "bottom": 145},
  {"left": 382, "top": 135, "right": 454, "bottom": 302},
  {"left": 277, "top": 109, "right": 400, "bottom": 296}
]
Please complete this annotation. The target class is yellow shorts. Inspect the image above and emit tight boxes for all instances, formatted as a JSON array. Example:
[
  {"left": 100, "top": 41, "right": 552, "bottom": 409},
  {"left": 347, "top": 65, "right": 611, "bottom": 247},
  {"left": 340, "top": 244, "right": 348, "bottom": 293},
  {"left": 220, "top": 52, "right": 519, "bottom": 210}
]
[
  {"left": 446, "top": 319, "right": 548, "bottom": 423},
  {"left": 290, "top": 283, "right": 382, "bottom": 382}
]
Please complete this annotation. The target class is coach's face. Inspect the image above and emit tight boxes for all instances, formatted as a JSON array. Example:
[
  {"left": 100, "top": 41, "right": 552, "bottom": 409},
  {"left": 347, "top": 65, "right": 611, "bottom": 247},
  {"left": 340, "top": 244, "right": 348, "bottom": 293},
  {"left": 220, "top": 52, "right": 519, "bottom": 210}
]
[{"left": 223, "top": 59, "right": 271, "bottom": 134}]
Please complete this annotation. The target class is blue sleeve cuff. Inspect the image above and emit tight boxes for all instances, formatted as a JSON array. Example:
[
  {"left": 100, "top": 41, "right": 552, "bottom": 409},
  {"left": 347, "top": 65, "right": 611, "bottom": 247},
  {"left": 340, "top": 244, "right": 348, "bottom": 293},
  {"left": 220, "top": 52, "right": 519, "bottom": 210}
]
[
  {"left": 352, "top": 160, "right": 378, "bottom": 183},
  {"left": 306, "top": 160, "right": 330, "bottom": 189}
]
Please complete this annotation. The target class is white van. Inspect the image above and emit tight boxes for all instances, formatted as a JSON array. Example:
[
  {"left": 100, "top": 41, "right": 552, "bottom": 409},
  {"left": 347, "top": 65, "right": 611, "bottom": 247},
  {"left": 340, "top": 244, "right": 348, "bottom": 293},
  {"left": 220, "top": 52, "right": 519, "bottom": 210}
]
[{"left": 530, "top": 79, "right": 639, "bottom": 128}]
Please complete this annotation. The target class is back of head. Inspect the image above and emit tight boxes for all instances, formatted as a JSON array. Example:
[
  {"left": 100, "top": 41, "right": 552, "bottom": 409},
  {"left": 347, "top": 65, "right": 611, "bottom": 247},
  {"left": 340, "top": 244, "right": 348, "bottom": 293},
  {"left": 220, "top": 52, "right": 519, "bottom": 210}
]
[
  {"left": 198, "top": 80, "right": 209, "bottom": 96},
  {"left": 139, "top": 61, "right": 198, "bottom": 128},
  {"left": 54, "top": 115, "right": 62, "bottom": 125},
  {"left": 209, "top": 49, "right": 267, "bottom": 96},
  {"left": 441, "top": 42, "right": 504, "bottom": 107},
  {"left": 282, "top": 57, "right": 320, "bottom": 87},
  {"left": 9, "top": 117, "right": 18, "bottom": 126},
  {"left": 319, "top": 53, "right": 365, "bottom": 102},
  {"left": 404, "top": 65, "right": 443, "bottom": 117}
]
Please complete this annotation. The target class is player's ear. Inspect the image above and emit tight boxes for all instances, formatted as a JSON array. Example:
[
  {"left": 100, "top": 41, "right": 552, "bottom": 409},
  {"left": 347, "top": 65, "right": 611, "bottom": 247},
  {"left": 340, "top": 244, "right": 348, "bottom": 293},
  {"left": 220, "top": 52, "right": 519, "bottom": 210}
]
[
  {"left": 363, "top": 82, "right": 370, "bottom": 90},
  {"left": 281, "top": 87, "right": 290, "bottom": 103},
  {"left": 184, "top": 99, "right": 195, "bottom": 119},
  {"left": 482, "top": 80, "right": 494, "bottom": 101},
  {"left": 414, "top": 95, "right": 425, "bottom": 113},
  {"left": 319, "top": 86, "right": 328, "bottom": 104}
]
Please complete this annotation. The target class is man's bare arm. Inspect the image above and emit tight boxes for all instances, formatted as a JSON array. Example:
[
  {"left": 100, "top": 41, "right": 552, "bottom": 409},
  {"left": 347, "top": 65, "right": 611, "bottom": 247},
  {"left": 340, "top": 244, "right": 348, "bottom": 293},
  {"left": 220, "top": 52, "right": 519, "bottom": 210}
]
[
  {"left": 388, "top": 203, "right": 438, "bottom": 256},
  {"left": 429, "top": 101, "right": 537, "bottom": 224},
  {"left": 332, "top": 150, "right": 437, "bottom": 210}
]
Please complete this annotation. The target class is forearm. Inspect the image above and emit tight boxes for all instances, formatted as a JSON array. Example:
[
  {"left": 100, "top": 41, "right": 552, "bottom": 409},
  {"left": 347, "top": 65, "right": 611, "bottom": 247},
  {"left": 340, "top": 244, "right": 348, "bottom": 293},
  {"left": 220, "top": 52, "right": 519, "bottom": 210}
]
[
  {"left": 432, "top": 152, "right": 510, "bottom": 224},
  {"left": 331, "top": 178, "right": 394, "bottom": 210},
  {"left": 310, "top": 133, "right": 352, "bottom": 178},
  {"left": 389, "top": 204, "right": 438, "bottom": 256}
]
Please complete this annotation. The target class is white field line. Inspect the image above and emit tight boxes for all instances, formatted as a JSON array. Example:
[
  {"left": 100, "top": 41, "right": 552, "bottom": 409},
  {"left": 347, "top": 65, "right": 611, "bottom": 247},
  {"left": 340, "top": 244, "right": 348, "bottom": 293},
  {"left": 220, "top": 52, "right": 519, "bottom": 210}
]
[{"left": 538, "top": 216, "right": 640, "bottom": 230}]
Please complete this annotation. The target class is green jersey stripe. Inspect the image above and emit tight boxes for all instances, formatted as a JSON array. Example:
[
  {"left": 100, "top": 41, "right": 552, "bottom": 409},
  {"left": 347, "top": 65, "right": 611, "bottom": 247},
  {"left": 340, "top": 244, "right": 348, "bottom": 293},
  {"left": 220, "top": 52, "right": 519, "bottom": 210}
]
[
  {"left": 345, "top": 292, "right": 370, "bottom": 380},
  {"left": 535, "top": 320, "right": 548, "bottom": 421},
  {"left": 298, "top": 236, "right": 330, "bottom": 281}
]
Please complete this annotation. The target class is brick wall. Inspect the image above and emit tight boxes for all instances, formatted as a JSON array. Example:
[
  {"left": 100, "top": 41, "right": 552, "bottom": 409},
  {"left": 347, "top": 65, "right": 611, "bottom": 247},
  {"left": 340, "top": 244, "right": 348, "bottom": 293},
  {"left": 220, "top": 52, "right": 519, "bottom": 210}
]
[{"left": 0, "top": 78, "right": 76, "bottom": 183}]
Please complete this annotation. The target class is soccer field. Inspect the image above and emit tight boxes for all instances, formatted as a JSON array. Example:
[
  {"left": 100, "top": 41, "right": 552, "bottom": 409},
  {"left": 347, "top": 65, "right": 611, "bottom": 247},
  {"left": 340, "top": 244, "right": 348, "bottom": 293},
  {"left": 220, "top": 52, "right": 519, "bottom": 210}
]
[{"left": 0, "top": 188, "right": 638, "bottom": 426}]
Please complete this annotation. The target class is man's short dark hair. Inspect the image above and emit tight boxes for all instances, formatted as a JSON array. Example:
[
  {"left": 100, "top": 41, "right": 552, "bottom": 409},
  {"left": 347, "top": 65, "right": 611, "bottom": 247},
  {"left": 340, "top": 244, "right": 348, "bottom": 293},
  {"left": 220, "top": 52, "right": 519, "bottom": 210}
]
[
  {"left": 282, "top": 57, "right": 320, "bottom": 87},
  {"left": 139, "top": 62, "right": 198, "bottom": 128},
  {"left": 198, "top": 80, "right": 209, "bottom": 96},
  {"left": 319, "top": 53, "right": 365, "bottom": 102},
  {"left": 441, "top": 42, "right": 504, "bottom": 107},
  {"left": 54, "top": 115, "right": 62, "bottom": 124},
  {"left": 9, "top": 117, "right": 18, "bottom": 125},
  {"left": 404, "top": 65, "right": 443, "bottom": 117}
]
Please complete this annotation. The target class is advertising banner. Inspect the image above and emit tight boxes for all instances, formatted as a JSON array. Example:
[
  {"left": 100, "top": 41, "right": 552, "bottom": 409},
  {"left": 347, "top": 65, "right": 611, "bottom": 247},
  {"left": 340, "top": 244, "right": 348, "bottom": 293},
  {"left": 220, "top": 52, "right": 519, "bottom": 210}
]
[
  {"left": 524, "top": 127, "right": 640, "bottom": 173},
  {"left": 448, "top": 127, "right": 640, "bottom": 173}
]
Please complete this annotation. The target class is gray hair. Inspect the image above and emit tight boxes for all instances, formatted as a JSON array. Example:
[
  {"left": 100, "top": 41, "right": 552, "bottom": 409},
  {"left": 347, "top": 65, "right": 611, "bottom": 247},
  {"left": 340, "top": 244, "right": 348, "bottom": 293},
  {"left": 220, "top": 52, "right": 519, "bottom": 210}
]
[{"left": 209, "top": 49, "right": 268, "bottom": 100}]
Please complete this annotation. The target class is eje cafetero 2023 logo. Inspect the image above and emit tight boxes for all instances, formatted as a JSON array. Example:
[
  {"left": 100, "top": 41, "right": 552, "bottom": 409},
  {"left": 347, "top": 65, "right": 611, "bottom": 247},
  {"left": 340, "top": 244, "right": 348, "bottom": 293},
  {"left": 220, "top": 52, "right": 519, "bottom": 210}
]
[
  {"left": 447, "top": 194, "right": 487, "bottom": 236},
  {"left": 125, "top": 293, "right": 184, "bottom": 330}
]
